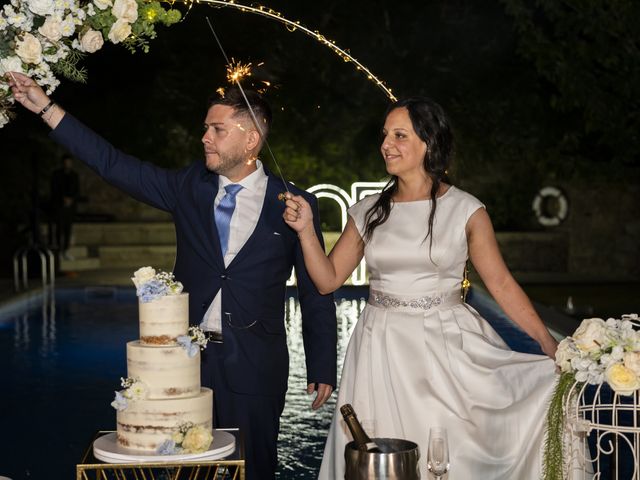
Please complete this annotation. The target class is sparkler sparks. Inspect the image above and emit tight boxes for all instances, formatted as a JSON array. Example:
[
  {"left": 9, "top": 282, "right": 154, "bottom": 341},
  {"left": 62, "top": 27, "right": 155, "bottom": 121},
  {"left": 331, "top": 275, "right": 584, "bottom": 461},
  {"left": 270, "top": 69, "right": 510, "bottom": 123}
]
[{"left": 226, "top": 59, "right": 253, "bottom": 84}]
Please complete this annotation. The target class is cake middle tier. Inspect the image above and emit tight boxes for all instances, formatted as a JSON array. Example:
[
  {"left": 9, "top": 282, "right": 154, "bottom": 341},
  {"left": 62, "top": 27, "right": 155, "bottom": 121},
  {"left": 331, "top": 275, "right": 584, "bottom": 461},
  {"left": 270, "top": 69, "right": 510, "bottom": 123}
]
[{"left": 127, "top": 341, "right": 201, "bottom": 399}]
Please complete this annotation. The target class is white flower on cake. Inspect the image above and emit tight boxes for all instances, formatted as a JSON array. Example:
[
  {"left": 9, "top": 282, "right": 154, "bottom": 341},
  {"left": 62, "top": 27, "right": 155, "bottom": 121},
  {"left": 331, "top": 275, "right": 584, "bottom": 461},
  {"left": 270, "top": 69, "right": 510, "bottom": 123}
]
[
  {"left": 177, "top": 326, "right": 209, "bottom": 357},
  {"left": 131, "top": 266, "right": 184, "bottom": 303},
  {"left": 554, "top": 314, "right": 640, "bottom": 395},
  {"left": 157, "top": 422, "right": 214, "bottom": 455},
  {"left": 110, "top": 376, "right": 148, "bottom": 410},
  {"left": 131, "top": 266, "right": 156, "bottom": 288}
]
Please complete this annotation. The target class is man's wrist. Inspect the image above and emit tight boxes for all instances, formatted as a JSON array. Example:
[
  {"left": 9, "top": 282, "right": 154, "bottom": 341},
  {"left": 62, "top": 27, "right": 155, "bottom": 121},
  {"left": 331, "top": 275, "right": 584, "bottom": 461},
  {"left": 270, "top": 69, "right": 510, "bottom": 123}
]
[{"left": 38, "top": 99, "right": 54, "bottom": 116}]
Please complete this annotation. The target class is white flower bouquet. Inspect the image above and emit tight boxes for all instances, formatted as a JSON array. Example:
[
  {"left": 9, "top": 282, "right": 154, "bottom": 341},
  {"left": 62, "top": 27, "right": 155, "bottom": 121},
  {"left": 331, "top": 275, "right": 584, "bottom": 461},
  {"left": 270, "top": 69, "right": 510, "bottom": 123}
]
[
  {"left": 0, "top": 0, "right": 181, "bottom": 127},
  {"left": 555, "top": 314, "right": 640, "bottom": 394},
  {"left": 543, "top": 313, "right": 640, "bottom": 480}
]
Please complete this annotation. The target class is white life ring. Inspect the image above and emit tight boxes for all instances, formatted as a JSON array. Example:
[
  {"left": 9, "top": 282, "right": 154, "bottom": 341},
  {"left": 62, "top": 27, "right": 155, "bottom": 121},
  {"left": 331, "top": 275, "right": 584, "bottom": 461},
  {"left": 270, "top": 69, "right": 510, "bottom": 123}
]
[{"left": 532, "top": 186, "right": 568, "bottom": 227}]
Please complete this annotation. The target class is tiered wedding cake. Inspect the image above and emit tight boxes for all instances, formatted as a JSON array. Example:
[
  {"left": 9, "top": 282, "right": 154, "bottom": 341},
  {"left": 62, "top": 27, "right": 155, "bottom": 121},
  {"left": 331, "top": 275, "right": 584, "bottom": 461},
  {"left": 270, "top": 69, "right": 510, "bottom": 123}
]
[{"left": 111, "top": 268, "right": 213, "bottom": 453}]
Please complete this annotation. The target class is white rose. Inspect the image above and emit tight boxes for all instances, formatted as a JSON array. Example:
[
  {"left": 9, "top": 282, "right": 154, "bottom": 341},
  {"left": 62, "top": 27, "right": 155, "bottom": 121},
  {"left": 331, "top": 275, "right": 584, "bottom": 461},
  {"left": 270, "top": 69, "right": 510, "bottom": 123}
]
[
  {"left": 624, "top": 351, "right": 640, "bottom": 376},
  {"left": 131, "top": 266, "right": 156, "bottom": 288},
  {"left": 606, "top": 364, "right": 640, "bottom": 396},
  {"left": 572, "top": 318, "right": 608, "bottom": 354},
  {"left": 27, "top": 0, "right": 54, "bottom": 16},
  {"left": 16, "top": 33, "right": 43, "bottom": 64},
  {"left": 0, "top": 56, "right": 23, "bottom": 75},
  {"left": 79, "top": 29, "right": 104, "bottom": 53},
  {"left": 108, "top": 18, "right": 132, "bottom": 44},
  {"left": 93, "top": 0, "right": 112, "bottom": 10},
  {"left": 38, "top": 16, "right": 63, "bottom": 42},
  {"left": 112, "top": 0, "right": 137, "bottom": 23},
  {"left": 554, "top": 339, "right": 575, "bottom": 373},
  {"left": 181, "top": 426, "right": 213, "bottom": 453}
]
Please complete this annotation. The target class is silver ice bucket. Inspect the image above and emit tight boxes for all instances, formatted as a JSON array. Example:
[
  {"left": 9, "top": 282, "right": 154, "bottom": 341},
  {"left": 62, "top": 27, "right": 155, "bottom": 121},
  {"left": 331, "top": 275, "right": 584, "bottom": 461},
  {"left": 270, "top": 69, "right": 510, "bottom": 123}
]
[{"left": 344, "top": 438, "right": 420, "bottom": 480}]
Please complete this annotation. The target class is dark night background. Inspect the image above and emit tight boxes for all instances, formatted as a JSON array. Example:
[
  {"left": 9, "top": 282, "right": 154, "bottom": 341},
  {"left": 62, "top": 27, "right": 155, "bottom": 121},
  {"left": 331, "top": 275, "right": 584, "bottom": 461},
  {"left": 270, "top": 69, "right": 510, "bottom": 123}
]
[
  {"left": 0, "top": 1, "right": 639, "bottom": 479},
  {"left": 0, "top": 0, "right": 638, "bottom": 277}
]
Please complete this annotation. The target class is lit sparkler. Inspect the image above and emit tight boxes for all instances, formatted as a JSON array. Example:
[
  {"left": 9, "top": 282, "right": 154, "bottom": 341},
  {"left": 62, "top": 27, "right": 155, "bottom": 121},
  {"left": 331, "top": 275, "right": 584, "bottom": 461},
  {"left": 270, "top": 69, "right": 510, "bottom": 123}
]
[{"left": 226, "top": 59, "right": 254, "bottom": 84}]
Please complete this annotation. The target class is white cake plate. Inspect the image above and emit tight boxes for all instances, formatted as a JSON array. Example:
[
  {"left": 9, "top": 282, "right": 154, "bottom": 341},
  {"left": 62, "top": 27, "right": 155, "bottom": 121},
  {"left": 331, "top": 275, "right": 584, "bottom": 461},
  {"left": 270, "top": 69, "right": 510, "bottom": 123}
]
[{"left": 93, "top": 430, "right": 236, "bottom": 464}]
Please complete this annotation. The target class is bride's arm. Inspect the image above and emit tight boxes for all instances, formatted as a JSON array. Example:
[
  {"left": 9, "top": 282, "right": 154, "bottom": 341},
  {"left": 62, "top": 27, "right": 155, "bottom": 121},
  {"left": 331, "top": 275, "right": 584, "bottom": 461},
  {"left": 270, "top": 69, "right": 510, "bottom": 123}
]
[
  {"left": 466, "top": 208, "right": 558, "bottom": 359},
  {"left": 284, "top": 194, "right": 364, "bottom": 294}
]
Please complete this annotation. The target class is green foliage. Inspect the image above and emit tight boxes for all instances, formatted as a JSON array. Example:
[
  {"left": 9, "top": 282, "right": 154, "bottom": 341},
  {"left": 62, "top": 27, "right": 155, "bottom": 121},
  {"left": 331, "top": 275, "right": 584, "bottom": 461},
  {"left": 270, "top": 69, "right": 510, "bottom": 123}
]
[
  {"left": 500, "top": 0, "right": 640, "bottom": 167},
  {"left": 543, "top": 372, "right": 576, "bottom": 480},
  {"left": 51, "top": 49, "right": 88, "bottom": 83}
]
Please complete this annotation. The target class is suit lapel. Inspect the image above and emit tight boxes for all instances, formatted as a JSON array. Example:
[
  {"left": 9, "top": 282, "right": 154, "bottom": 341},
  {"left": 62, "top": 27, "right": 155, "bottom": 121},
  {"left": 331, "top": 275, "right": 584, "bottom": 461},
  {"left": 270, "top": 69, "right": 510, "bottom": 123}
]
[{"left": 227, "top": 172, "right": 286, "bottom": 268}]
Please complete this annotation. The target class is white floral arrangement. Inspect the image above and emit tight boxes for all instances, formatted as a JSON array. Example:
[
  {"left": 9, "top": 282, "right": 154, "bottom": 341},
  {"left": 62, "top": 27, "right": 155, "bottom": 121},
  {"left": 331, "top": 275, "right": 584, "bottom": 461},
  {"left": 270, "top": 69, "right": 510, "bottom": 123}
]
[
  {"left": 555, "top": 314, "right": 640, "bottom": 394},
  {"left": 157, "top": 422, "right": 214, "bottom": 455},
  {"left": 110, "top": 376, "right": 148, "bottom": 411},
  {"left": 177, "top": 325, "right": 209, "bottom": 357},
  {"left": 0, "top": 0, "right": 181, "bottom": 127},
  {"left": 132, "top": 266, "right": 183, "bottom": 303},
  {"left": 543, "top": 313, "right": 640, "bottom": 480}
]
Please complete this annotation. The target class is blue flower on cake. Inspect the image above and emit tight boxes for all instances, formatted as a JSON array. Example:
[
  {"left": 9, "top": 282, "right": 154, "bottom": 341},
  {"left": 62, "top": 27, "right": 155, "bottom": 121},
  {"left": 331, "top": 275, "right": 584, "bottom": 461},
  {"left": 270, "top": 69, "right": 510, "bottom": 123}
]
[
  {"left": 156, "top": 422, "right": 214, "bottom": 455},
  {"left": 177, "top": 326, "right": 209, "bottom": 358}
]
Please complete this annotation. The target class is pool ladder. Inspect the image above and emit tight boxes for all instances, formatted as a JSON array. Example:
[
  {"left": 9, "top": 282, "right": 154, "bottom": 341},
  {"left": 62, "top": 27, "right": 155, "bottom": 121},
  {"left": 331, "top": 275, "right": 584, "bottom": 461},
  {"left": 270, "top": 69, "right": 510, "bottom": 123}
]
[{"left": 13, "top": 244, "right": 56, "bottom": 291}]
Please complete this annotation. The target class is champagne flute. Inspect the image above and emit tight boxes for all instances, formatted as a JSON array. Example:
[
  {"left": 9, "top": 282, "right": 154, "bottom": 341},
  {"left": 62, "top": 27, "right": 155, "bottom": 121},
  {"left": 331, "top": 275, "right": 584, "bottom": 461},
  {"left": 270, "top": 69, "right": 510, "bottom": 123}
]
[{"left": 427, "top": 427, "right": 450, "bottom": 478}]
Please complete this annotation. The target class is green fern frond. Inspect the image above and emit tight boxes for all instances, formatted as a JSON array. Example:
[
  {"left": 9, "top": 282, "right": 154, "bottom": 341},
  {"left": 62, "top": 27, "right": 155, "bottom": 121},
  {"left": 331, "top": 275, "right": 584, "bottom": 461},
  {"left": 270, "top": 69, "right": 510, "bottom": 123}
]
[
  {"left": 543, "top": 372, "right": 577, "bottom": 480},
  {"left": 52, "top": 49, "right": 88, "bottom": 83}
]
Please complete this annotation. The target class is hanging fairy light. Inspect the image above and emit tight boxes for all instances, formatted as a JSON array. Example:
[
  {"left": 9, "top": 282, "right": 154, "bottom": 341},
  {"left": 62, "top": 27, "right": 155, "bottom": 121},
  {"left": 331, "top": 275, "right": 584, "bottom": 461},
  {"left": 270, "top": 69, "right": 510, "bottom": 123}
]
[{"left": 165, "top": 0, "right": 396, "bottom": 101}]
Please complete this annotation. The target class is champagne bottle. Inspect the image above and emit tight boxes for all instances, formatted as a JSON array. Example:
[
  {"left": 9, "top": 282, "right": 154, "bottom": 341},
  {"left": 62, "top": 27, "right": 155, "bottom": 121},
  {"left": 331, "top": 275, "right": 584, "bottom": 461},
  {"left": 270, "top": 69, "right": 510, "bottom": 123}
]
[{"left": 340, "top": 404, "right": 382, "bottom": 453}]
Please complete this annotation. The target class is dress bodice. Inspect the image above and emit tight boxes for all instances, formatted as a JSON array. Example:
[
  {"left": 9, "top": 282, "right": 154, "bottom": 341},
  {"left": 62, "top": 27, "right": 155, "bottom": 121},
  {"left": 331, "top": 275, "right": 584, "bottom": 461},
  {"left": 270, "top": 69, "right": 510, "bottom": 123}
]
[{"left": 348, "top": 186, "right": 484, "bottom": 295}]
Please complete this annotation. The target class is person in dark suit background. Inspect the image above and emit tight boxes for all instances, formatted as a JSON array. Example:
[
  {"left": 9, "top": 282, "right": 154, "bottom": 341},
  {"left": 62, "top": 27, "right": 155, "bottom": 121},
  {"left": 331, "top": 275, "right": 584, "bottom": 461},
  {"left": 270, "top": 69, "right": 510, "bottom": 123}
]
[
  {"left": 8, "top": 71, "right": 337, "bottom": 480},
  {"left": 50, "top": 154, "right": 79, "bottom": 260}
]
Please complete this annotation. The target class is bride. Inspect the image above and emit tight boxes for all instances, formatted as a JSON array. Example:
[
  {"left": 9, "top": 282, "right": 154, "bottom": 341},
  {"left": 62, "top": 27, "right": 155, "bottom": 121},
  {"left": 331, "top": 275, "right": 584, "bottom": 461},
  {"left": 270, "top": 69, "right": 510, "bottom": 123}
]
[{"left": 283, "top": 97, "right": 559, "bottom": 479}]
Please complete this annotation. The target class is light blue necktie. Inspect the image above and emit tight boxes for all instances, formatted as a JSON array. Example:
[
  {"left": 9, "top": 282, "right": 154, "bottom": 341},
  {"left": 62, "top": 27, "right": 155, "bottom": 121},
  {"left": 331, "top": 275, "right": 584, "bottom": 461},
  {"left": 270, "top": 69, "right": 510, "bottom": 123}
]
[{"left": 215, "top": 184, "right": 243, "bottom": 257}]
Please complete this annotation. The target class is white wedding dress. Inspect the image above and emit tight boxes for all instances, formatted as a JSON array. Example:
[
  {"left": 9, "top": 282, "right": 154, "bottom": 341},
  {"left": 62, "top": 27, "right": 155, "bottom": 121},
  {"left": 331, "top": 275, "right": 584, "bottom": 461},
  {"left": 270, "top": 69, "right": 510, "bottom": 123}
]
[{"left": 318, "top": 186, "right": 558, "bottom": 479}]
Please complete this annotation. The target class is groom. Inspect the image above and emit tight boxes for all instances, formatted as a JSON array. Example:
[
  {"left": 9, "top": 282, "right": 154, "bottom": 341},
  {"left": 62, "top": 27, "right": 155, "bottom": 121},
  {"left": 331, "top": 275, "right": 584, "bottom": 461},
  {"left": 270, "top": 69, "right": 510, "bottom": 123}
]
[{"left": 8, "top": 72, "right": 337, "bottom": 480}]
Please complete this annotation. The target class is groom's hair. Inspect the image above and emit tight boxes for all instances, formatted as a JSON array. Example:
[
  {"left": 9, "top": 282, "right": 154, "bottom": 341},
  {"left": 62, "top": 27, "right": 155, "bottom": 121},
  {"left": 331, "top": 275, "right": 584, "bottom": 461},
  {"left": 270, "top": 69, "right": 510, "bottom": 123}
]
[{"left": 208, "top": 87, "right": 272, "bottom": 146}]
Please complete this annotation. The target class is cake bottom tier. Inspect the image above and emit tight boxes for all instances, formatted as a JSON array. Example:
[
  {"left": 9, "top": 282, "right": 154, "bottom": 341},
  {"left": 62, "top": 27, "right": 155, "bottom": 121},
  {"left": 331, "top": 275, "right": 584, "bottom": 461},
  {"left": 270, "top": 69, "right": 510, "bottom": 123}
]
[{"left": 116, "top": 387, "right": 213, "bottom": 451}]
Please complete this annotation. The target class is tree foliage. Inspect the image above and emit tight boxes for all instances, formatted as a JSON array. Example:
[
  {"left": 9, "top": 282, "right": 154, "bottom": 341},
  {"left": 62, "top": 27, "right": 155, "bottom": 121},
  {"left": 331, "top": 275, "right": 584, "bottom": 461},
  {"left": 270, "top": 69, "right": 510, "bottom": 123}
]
[{"left": 501, "top": 0, "right": 640, "bottom": 167}]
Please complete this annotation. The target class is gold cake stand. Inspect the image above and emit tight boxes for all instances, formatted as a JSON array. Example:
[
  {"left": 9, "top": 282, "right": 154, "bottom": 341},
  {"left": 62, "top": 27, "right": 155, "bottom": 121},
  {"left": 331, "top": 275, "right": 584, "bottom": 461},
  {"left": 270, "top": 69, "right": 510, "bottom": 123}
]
[{"left": 77, "top": 429, "right": 245, "bottom": 480}]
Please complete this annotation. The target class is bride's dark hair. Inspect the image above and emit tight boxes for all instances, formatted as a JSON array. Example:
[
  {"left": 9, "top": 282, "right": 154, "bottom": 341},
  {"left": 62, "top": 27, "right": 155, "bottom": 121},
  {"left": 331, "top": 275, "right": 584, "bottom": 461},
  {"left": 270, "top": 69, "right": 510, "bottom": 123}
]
[{"left": 363, "top": 97, "right": 453, "bottom": 255}]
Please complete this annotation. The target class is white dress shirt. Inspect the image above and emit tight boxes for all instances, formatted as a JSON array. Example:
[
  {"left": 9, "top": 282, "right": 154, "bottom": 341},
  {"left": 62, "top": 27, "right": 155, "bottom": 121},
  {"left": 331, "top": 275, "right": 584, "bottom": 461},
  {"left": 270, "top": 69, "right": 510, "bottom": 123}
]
[{"left": 200, "top": 160, "right": 268, "bottom": 333}]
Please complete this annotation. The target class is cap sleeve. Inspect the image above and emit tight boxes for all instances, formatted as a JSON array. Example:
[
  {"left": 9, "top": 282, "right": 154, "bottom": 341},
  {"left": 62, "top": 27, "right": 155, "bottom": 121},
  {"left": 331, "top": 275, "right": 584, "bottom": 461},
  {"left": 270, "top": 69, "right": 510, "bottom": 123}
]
[
  {"left": 347, "top": 194, "right": 379, "bottom": 238},
  {"left": 460, "top": 191, "right": 486, "bottom": 224}
]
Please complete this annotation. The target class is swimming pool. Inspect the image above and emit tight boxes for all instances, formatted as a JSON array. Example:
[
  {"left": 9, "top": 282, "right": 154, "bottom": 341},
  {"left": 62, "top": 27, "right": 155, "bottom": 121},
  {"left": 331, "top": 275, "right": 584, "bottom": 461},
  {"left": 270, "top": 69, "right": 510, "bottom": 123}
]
[{"left": 0, "top": 286, "right": 546, "bottom": 479}]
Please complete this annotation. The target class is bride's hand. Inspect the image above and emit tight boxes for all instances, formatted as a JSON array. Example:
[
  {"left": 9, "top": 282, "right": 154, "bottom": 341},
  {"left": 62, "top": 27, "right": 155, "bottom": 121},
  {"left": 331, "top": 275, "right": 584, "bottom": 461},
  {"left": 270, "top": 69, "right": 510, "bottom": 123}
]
[
  {"left": 6, "top": 71, "right": 50, "bottom": 114},
  {"left": 540, "top": 335, "right": 558, "bottom": 361},
  {"left": 283, "top": 193, "right": 314, "bottom": 236}
]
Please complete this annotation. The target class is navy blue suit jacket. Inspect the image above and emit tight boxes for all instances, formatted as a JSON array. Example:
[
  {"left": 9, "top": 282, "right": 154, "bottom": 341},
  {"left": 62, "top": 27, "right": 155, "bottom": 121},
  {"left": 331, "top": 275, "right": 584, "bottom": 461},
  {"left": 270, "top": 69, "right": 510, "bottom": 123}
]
[{"left": 50, "top": 114, "right": 337, "bottom": 396}]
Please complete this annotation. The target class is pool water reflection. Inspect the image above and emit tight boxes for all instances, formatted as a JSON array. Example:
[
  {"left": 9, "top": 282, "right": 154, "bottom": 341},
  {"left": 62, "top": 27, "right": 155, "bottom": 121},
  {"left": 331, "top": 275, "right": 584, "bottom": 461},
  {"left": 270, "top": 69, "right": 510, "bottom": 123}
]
[{"left": 0, "top": 286, "right": 539, "bottom": 479}]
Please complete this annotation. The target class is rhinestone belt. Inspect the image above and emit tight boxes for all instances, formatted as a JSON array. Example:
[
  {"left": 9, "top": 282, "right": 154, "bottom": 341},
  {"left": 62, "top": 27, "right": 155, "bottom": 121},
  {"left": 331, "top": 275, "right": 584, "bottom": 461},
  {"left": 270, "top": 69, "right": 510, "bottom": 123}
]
[{"left": 368, "top": 288, "right": 462, "bottom": 312}]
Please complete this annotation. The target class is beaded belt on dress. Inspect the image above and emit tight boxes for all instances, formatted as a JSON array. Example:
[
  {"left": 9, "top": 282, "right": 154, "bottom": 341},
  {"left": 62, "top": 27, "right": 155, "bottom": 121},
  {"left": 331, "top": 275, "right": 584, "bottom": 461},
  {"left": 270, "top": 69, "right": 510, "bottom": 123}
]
[{"left": 368, "top": 288, "right": 463, "bottom": 312}]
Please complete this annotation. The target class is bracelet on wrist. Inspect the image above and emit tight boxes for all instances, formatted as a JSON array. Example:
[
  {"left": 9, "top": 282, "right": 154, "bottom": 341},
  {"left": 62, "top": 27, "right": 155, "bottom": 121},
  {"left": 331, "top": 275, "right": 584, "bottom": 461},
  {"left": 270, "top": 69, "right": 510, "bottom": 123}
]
[{"left": 39, "top": 100, "right": 54, "bottom": 116}]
